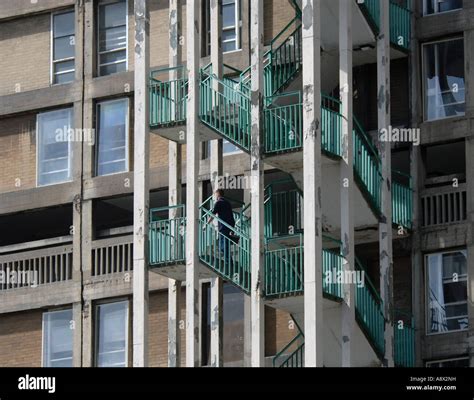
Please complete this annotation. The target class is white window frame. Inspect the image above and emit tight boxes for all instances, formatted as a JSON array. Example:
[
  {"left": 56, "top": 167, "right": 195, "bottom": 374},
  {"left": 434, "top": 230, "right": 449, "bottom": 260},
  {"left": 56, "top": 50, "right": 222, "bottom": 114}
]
[
  {"left": 95, "top": 98, "right": 130, "bottom": 176},
  {"left": 205, "top": 0, "right": 242, "bottom": 55},
  {"left": 41, "top": 308, "right": 74, "bottom": 368},
  {"left": 425, "top": 249, "right": 468, "bottom": 336},
  {"left": 97, "top": 0, "right": 129, "bottom": 77},
  {"left": 36, "top": 108, "right": 74, "bottom": 187},
  {"left": 94, "top": 299, "right": 129, "bottom": 368},
  {"left": 421, "top": 37, "right": 465, "bottom": 122},
  {"left": 426, "top": 356, "right": 470, "bottom": 367},
  {"left": 423, "top": 0, "right": 462, "bottom": 16},
  {"left": 51, "top": 9, "right": 76, "bottom": 85}
]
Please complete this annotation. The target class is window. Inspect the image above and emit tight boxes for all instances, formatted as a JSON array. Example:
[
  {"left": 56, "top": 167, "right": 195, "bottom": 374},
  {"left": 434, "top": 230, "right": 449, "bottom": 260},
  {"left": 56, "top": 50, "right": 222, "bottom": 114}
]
[
  {"left": 204, "top": 0, "right": 241, "bottom": 55},
  {"left": 52, "top": 10, "right": 75, "bottom": 84},
  {"left": 426, "top": 357, "right": 469, "bottom": 367},
  {"left": 426, "top": 250, "right": 468, "bottom": 334},
  {"left": 42, "top": 309, "right": 73, "bottom": 367},
  {"left": 95, "top": 301, "right": 129, "bottom": 367},
  {"left": 423, "top": 38, "right": 465, "bottom": 121},
  {"left": 424, "top": 0, "right": 462, "bottom": 15},
  {"left": 96, "top": 98, "right": 129, "bottom": 176},
  {"left": 98, "top": 0, "right": 127, "bottom": 76},
  {"left": 37, "top": 108, "right": 73, "bottom": 186}
]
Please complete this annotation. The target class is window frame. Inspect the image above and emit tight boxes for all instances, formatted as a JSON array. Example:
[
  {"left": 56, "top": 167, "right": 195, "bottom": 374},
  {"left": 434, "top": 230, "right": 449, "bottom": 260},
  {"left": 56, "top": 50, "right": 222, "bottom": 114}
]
[
  {"left": 41, "top": 308, "right": 74, "bottom": 368},
  {"left": 426, "top": 356, "right": 470, "bottom": 367},
  {"left": 421, "top": 36, "right": 465, "bottom": 122},
  {"left": 50, "top": 9, "right": 76, "bottom": 85},
  {"left": 94, "top": 299, "right": 130, "bottom": 368},
  {"left": 36, "top": 108, "right": 74, "bottom": 187},
  {"left": 422, "top": 0, "right": 463, "bottom": 16},
  {"left": 424, "top": 249, "right": 469, "bottom": 336},
  {"left": 97, "top": 0, "right": 129, "bottom": 77},
  {"left": 95, "top": 97, "right": 130, "bottom": 177}
]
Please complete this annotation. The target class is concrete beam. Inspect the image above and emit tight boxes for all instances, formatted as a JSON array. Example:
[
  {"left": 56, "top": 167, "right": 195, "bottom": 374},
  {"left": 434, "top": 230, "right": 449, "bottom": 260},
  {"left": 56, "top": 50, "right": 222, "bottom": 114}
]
[
  {"left": 339, "top": 0, "right": 355, "bottom": 368},
  {"left": 302, "top": 0, "right": 323, "bottom": 368},
  {"left": 132, "top": 0, "right": 150, "bottom": 368},
  {"left": 377, "top": 0, "right": 394, "bottom": 368},
  {"left": 250, "top": 0, "right": 265, "bottom": 367},
  {"left": 185, "top": 0, "right": 200, "bottom": 368}
]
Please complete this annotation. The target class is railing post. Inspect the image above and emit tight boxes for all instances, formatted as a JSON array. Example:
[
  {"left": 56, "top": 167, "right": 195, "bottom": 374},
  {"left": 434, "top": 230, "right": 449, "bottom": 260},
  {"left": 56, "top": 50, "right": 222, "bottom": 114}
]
[
  {"left": 302, "top": 0, "right": 324, "bottom": 368},
  {"left": 339, "top": 0, "right": 355, "bottom": 368},
  {"left": 133, "top": 0, "right": 150, "bottom": 367},
  {"left": 185, "top": 0, "right": 201, "bottom": 367},
  {"left": 250, "top": 0, "right": 265, "bottom": 367},
  {"left": 377, "top": 0, "right": 394, "bottom": 368},
  {"left": 209, "top": 0, "right": 224, "bottom": 368}
]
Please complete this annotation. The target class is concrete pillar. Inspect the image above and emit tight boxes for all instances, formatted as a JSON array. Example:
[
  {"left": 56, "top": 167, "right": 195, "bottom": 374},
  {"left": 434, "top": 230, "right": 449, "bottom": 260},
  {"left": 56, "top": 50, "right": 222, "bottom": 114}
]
[
  {"left": 81, "top": 299, "right": 93, "bottom": 367},
  {"left": 185, "top": 0, "right": 200, "bottom": 367},
  {"left": 302, "top": 0, "right": 323, "bottom": 368},
  {"left": 132, "top": 0, "right": 150, "bottom": 367},
  {"left": 72, "top": 302, "right": 82, "bottom": 367},
  {"left": 209, "top": 0, "right": 224, "bottom": 368},
  {"left": 168, "top": 0, "right": 183, "bottom": 369},
  {"left": 377, "top": 0, "right": 394, "bottom": 368},
  {"left": 243, "top": 169, "right": 252, "bottom": 367},
  {"left": 339, "top": 0, "right": 355, "bottom": 368},
  {"left": 250, "top": 0, "right": 265, "bottom": 367}
]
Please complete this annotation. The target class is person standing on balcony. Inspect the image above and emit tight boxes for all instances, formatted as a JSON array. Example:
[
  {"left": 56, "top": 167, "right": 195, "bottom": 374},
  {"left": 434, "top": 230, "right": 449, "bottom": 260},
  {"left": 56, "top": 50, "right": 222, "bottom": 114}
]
[{"left": 208, "top": 189, "right": 235, "bottom": 265}]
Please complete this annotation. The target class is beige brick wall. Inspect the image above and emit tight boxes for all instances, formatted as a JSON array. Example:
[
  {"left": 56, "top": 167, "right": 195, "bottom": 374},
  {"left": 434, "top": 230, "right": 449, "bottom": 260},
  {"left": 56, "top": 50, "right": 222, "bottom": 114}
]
[
  {"left": 265, "top": 306, "right": 298, "bottom": 356},
  {"left": 0, "top": 13, "right": 51, "bottom": 96},
  {"left": 0, "top": 309, "right": 43, "bottom": 367},
  {"left": 148, "top": 289, "right": 186, "bottom": 367},
  {"left": 0, "top": 114, "right": 37, "bottom": 194},
  {"left": 264, "top": 0, "right": 295, "bottom": 45}
]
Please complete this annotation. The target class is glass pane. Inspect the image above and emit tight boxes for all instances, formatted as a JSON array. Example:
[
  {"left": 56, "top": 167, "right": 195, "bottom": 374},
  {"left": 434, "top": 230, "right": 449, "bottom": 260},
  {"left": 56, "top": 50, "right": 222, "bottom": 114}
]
[
  {"left": 424, "top": 39, "right": 465, "bottom": 121},
  {"left": 222, "top": 2, "right": 236, "bottom": 28},
  {"left": 99, "top": 26, "right": 127, "bottom": 52},
  {"left": 428, "top": 358, "right": 469, "bottom": 367},
  {"left": 223, "top": 284, "right": 244, "bottom": 364},
  {"left": 43, "top": 309, "right": 73, "bottom": 368},
  {"left": 54, "top": 60, "right": 75, "bottom": 74},
  {"left": 439, "top": 0, "right": 462, "bottom": 13},
  {"left": 99, "top": 1, "right": 126, "bottom": 29},
  {"left": 96, "top": 301, "right": 128, "bottom": 367},
  {"left": 54, "top": 72, "right": 75, "bottom": 84},
  {"left": 97, "top": 99, "right": 128, "bottom": 176},
  {"left": 223, "top": 40, "right": 237, "bottom": 52},
  {"left": 100, "top": 49, "right": 127, "bottom": 65},
  {"left": 100, "top": 61, "right": 126, "bottom": 76},
  {"left": 37, "top": 108, "right": 73, "bottom": 186},
  {"left": 442, "top": 251, "right": 467, "bottom": 278},
  {"left": 54, "top": 35, "right": 75, "bottom": 60},
  {"left": 54, "top": 11, "right": 75, "bottom": 38}
]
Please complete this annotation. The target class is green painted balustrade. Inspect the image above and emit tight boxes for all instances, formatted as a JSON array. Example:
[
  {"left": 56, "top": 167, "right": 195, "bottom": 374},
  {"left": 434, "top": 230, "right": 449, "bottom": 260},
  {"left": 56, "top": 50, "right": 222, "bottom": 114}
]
[
  {"left": 149, "top": 66, "right": 188, "bottom": 128},
  {"left": 149, "top": 205, "right": 186, "bottom": 266},
  {"left": 273, "top": 332, "right": 305, "bottom": 368},
  {"left": 198, "top": 196, "right": 251, "bottom": 293},
  {"left": 357, "top": 0, "right": 411, "bottom": 50},
  {"left": 392, "top": 170, "right": 413, "bottom": 230},
  {"left": 355, "top": 256, "right": 385, "bottom": 356},
  {"left": 394, "top": 310, "right": 416, "bottom": 367}
]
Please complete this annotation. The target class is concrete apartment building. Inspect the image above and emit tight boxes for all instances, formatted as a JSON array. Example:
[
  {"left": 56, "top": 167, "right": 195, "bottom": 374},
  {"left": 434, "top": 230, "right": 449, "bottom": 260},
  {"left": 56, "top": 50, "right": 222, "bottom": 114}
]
[{"left": 0, "top": 0, "right": 471, "bottom": 368}]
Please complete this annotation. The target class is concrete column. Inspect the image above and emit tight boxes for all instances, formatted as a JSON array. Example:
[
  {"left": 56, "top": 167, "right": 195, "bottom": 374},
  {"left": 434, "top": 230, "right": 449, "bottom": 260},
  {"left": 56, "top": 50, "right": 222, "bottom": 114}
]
[
  {"left": 209, "top": 0, "right": 224, "bottom": 368},
  {"left": 250, "top": 0, "right": 265, "bottom": 367},
  {"left": 185, "top": 0, "right": 200, "bottom": 367},
  {"left": 339, "top": 0, "right": 355, "bottom": 368},
  {"left": 132, "top": 0, "right": 150, "bottom": 367},
  {"left": 302, "top": 0, "right": 323, "bottom": 368},
  {"left": 377, "top": 0, "right": 394, "bottom": 368},
  {"left": 168, "top": 0, "right": 183, "bottom": 369},
  {"left": 72, "top": 302, "right": 82, "bottom": 367},
  {"left": 81, "top": 299, "right": 93, "bottom": 367},
  {"left": 243, "top": 169, "right": 252, "bottom": 367}
]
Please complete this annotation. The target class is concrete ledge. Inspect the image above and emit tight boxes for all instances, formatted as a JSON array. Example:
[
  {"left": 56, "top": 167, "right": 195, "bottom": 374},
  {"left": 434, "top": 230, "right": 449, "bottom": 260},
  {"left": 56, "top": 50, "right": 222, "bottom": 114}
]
[{"left": 0, "top": 0, "right": 75, "bottom": 21}]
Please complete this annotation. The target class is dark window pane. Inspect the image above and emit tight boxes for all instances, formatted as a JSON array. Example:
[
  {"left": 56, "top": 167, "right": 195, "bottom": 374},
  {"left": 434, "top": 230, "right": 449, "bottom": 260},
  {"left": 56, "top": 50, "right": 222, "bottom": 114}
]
[{"left": 54, "top": 11, "right": 75, "bottom": 38}]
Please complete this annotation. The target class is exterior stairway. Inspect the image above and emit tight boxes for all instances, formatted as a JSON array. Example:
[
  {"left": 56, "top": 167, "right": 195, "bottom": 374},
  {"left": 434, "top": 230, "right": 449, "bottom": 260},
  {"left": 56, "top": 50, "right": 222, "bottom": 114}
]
[{"left": 148, "top": 0, "right": 415, "bottom": 366}]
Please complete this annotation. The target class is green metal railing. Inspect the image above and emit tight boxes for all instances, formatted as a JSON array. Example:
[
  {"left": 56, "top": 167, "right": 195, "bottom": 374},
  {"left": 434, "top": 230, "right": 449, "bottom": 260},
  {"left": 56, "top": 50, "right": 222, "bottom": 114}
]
[
  {"left": 273, "top": 332, "right": 305, "bottom": 368},
  {"left": 353, "top": 117, "right": 383, "bottom": 213},
  {"left": 354, "top": 256, "right": 385, "bottom": 356},
  {"left": 394, "top": 309, "right": 416, "bottom": 367},
  {"left": 149, "top": 66, "right": 188, "bottom": 128},
  {"left": 357, "top": 0, "right": 411, "bottom": 50},
  {"left": 264, "top": 240, "right": 344, "bottom": 299},
  {"left": 199, "top": 196, "right": 251, "bottom": 292},
  {"left": 149, "top": 205, "right": 186, "bottom": 266},
  {"left": 392, "top": 170, "right": 413, "bottom": 230},
  {"left": 200, "top": 72, "right": 251, "bottom": 152}
]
